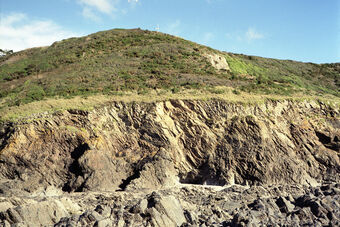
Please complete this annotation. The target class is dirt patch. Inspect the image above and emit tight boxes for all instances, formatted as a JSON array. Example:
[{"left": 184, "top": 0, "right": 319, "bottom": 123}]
[{"left": 0, "top": 54, "right": 25, "bottom": 66}]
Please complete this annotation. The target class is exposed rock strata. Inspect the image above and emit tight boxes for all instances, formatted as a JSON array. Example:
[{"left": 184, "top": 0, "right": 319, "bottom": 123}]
[
  {"left": 0, "top": 99, "right": 339, "bottom": 225},
  {"left": 1, "top": 100, "right": 339, "bottom": 193}
]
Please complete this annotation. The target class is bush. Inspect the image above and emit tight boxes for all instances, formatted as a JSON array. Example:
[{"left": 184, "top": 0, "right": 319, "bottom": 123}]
[
  {"left": 25, "top": 85, "right": 46, "bottom": 102},
  {"left": 232, "top": 89, "right": 240, "bottom": 95}
]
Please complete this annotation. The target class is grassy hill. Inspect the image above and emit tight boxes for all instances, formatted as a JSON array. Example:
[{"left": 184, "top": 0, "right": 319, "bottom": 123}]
[{"left": 0, "top": 28, "right": 339, "bottom": 120}]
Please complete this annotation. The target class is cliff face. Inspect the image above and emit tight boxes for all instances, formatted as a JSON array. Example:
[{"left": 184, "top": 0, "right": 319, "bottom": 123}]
[{"left": 0, "top": 99, "right": 339, "bottom": 195}]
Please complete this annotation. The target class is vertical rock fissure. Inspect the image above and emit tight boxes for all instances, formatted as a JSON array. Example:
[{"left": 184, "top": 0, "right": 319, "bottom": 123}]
[
  {"left": 118, "top": 168, "right": 141, "bottom": 191},
  {"left": 62, "top": 143, "right": 90, "bottom": 192},
  {"left": 117, "top": 156, "right": 154, "bottom": 191},
  {"left": 0, "top": 123, "right": 14, "bottom": 151}
]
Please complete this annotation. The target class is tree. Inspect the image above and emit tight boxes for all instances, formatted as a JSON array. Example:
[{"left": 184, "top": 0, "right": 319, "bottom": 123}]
[{"left": 0, "top": 49, "right": 14, "bottom": 57}]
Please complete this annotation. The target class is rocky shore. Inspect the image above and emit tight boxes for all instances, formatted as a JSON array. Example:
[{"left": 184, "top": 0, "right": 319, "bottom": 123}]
[{"left": 1, "top": 183, "right": 339, "bottom": 226}]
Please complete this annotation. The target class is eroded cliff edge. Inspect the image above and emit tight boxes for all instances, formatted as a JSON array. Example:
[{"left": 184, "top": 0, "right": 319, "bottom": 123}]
[
  {"left": 0, "top": 99, "right": 340, "bottom": 226},
  {"left": 0, "top": 99, "right": 339, "bottom": 195}
]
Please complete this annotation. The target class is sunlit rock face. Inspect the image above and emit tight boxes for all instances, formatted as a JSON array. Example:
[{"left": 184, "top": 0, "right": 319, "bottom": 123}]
[{"left": 0, "top": 99, "right": 339, "bottom": 226}]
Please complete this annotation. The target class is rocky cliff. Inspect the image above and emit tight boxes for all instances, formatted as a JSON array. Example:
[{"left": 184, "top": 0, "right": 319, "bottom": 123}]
[{"left": 0, "top": 99, "right": 339, "bottom": 226}]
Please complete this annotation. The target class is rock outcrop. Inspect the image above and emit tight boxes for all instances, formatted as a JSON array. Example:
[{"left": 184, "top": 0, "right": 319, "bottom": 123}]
[
  {"left": 204, "top": 53, "right": 230, "bottom": 71},
  {"left": 0, "top": 99, "right": 339, "bottom": 225},
  {"left": 0, "top": 183, "right": 339, "bottom": 226}
]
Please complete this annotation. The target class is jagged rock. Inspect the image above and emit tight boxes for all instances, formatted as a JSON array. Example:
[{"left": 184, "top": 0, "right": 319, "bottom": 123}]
[
  {"left": 2, "top": 220, "right": 10, "bottom": 227},
  {"left": 0, "top": 198, "right": 81, "bottom": 226},
  {"left": 4, "top": 208, "right": 22, "bottom": 223},
  {"left": 95, "top": 218, "right": 112, "bottom": 227},
  {"left": 132, "top": 199, "right": 148, "bottom": 214},
  {"left": 4, "top": 203, "right": 59, "bottom": 225},
  {"left": 125, "top": 148, "right": 179, "bottom": 190},
  {"left": 0, "top": 183, "right": 338, "bottom": 226},
  {"left": 0, "top": 100, "right": 339, "bottom": 226},
  {"left": 146, "top": 192, "right": 186, "bottom": 227},
  {"left": 1, "top": 100, "right": 339, "bottom": 193},
  {"left": 276, "top": 196, "right": 295, "bottom": 213},
  {"left": 95, "top": 205, "right": 111, "bottom": 218},
  {"left": 0, "top": 201, "right": 13, "bottom": 213}
]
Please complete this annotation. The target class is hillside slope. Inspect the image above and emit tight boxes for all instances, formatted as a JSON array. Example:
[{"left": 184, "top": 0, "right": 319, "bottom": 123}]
[{"left": 0, "top": 28, "right": 339, "bottom": 112}]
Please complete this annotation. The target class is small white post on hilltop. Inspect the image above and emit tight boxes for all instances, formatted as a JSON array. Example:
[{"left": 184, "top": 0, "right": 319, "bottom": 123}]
[{"left": 155, "top": 24, "right": 160, "bottom": 32}]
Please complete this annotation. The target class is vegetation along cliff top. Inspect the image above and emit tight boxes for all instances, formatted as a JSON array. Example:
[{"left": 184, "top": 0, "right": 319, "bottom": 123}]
[{"left": 0, "top": 28, "right": 339, "bottom": 121}]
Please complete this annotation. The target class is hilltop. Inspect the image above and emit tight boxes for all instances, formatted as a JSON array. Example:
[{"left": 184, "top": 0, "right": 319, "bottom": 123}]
[{"left": 0, "top": 28, "right": 339, "bottom": 120}]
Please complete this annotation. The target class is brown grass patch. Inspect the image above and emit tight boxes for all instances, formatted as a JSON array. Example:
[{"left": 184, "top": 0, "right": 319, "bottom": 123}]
[{"left": 1, "top": 86, "right": 339, "bottom": 122}]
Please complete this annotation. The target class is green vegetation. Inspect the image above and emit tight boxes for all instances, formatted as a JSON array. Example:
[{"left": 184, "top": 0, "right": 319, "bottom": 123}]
[
  {"left": 225, "top": 53, "right": 340, "bottom": 96},
  {"left": 0, "top": 28, "right": 339, "bottom": 119},
  {"left": 0, "top": 29, "right": 228, "bottom": 107}
]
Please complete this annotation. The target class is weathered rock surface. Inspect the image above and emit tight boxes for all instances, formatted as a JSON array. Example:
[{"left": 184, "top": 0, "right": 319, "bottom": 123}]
[
  {"left": 0, "top": 183, "right": 339, "bottom": 226},
  {"left": 0, "top": 99, "right": 339, "bottom": 225},
  {"left": 204, "top": 53, "right": 230, "bottom": 71}
]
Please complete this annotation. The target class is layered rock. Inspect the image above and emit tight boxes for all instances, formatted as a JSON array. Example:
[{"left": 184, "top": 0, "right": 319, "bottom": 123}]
[
  {"left": 0, "top": 99, "right": 339, "bottom": 225},
  {"left": 0, "top": 100, "right": 339, "bottom": 194}
]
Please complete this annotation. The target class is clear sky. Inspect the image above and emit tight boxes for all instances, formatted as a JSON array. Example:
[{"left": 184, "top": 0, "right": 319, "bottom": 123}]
[{"left": 0, "top": 0, "right": 339, "bottom": 63}]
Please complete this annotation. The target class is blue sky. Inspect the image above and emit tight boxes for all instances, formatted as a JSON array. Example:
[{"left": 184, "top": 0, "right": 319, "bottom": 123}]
[{"left": 0, "top": 0, "right": 339, "bottom": 63}]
